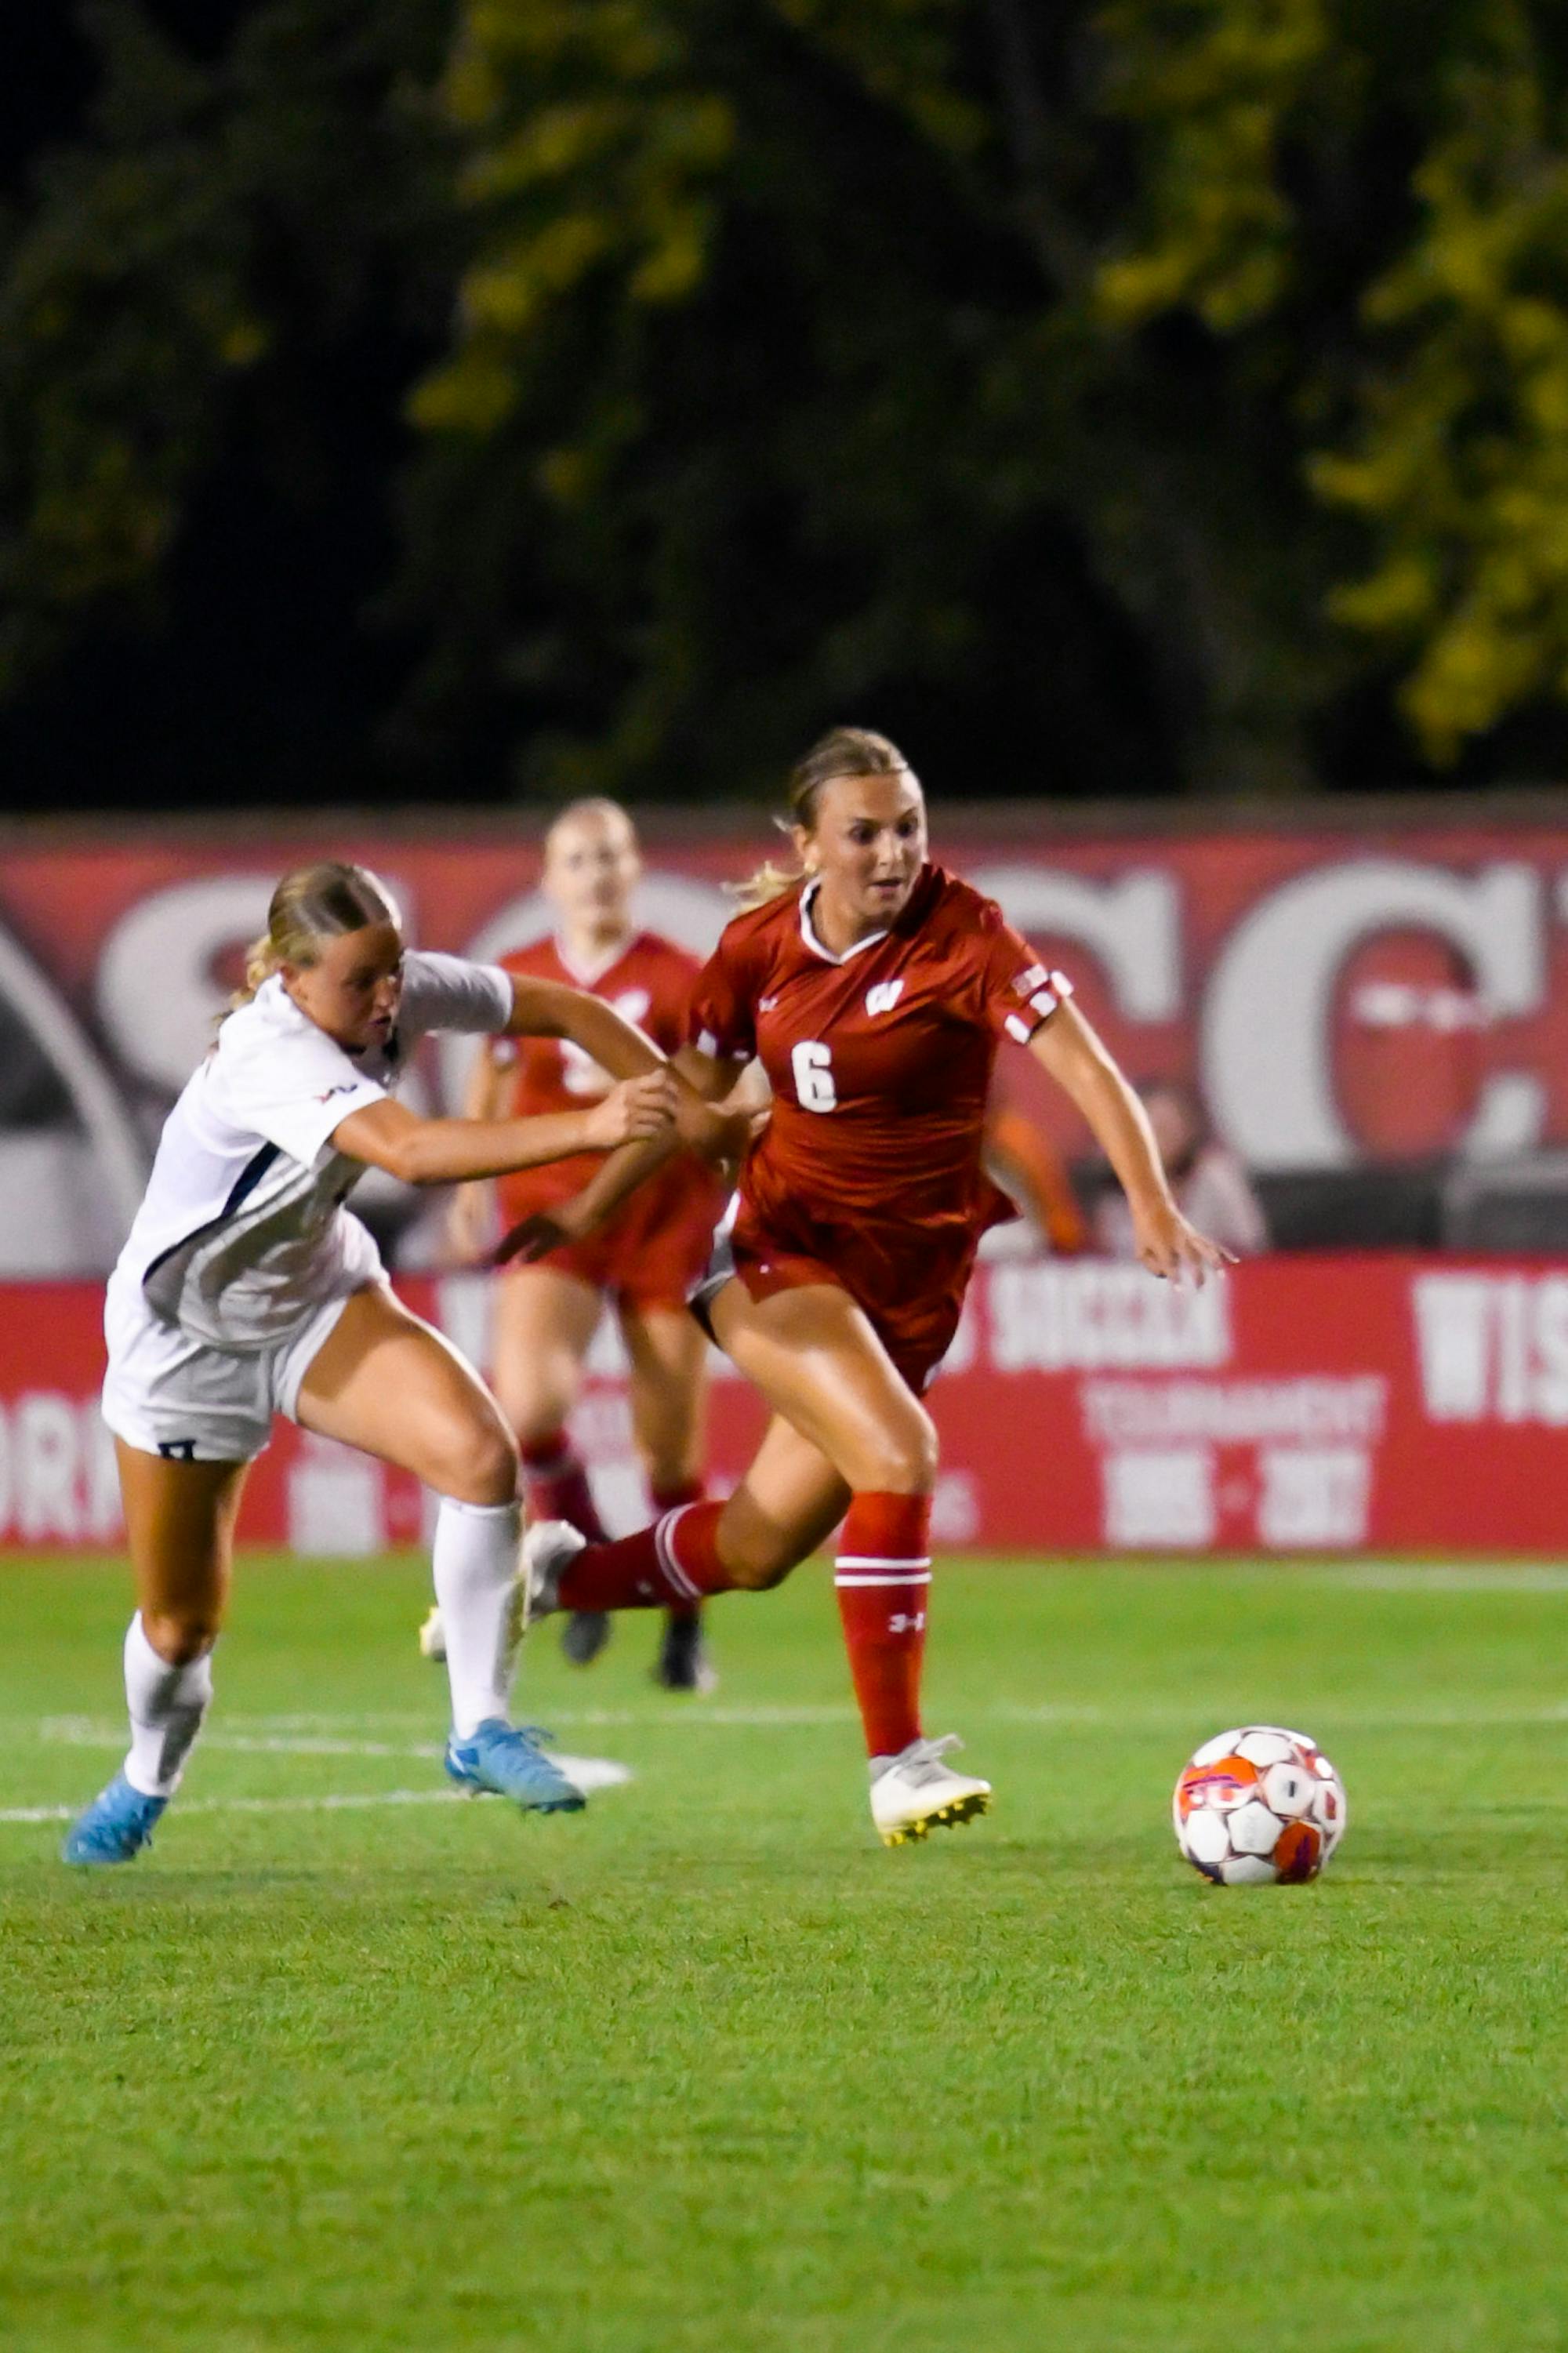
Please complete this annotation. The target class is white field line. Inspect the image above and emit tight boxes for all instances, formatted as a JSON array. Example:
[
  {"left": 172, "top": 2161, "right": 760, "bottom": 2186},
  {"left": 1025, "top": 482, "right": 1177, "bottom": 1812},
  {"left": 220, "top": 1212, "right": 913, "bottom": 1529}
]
[
  {"left": 36, "top": 1708, "right": 857, "bottom": 1745},
  {"left": 39, "top": 1723, "right": 449, "bottom": 1759},
  {"left": 0, "top": 1752, "right": 632, "bottom": 1827},
  {"left": 31, "top": 1698, "right": 1568, "bottom": 1751},
  {"left": 1, "top": 1788, "right": 466, "bottom": 1825}
]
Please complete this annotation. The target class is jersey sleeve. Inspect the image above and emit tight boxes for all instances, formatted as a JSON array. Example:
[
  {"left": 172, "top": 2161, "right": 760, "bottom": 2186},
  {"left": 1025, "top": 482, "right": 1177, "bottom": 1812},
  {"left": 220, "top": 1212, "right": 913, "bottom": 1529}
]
[
  {"left": 972, "top": 906, "right": 1074, "bottom": 1047},
  {"left": 397, "top": 950, "right": 514, "bottom": 1040},
  {"left": 218, "top": 1027, "right": 387, "bottom": 1171},
  {"left": 687, "top": 925, "right": 760, "bottom": 1065}
]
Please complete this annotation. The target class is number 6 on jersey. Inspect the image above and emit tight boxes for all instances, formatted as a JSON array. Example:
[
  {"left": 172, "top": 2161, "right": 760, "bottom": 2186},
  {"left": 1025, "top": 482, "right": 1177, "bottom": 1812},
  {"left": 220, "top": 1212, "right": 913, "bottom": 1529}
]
[{"left": 791, "top": 1039, "right": 837, "bottom": 1113}]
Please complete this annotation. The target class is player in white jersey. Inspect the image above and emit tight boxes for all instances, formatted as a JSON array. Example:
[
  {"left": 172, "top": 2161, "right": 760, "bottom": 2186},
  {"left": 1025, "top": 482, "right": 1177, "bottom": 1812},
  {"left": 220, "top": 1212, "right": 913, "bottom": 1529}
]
[{"left": 63, "top": 859, "right": 695, "bottom": 1865}]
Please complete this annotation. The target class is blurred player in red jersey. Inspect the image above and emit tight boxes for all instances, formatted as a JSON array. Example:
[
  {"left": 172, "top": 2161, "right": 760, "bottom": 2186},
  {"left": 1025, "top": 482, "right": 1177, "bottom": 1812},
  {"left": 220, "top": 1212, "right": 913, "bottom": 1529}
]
[
  {"left": 506, "top": 732, "right": 1229, "bottom": 1845},
  {"left": 430, "top": 800, "right": 726, "bottom": 1691}
]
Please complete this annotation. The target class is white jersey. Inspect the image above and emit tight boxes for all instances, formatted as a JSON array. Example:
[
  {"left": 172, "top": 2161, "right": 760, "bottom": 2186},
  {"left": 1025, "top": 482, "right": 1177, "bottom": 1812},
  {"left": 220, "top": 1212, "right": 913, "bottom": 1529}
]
[{"left": 108, "top": 951, "right": 512, "bottom": 1352}]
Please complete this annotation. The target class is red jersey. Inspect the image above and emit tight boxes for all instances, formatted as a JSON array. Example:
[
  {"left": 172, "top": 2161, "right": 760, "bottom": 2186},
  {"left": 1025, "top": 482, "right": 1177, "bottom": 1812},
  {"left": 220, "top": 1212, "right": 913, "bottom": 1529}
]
[
  {"left": 688, "top": 865, "right": 1071, "bottom": 1384},
  {"left": 491, "top": 931, "right": 720, "bottom": 1259}
]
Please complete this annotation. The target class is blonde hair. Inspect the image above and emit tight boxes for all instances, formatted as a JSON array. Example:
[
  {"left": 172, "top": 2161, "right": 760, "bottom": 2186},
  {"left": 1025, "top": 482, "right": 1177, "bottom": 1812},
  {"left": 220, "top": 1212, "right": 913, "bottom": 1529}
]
[
  {"left": 734, "top": 727, "right": 916, "bottom": 910},
  {"left": 232, "top": 861, "right": 401, "bottom": 1011}
]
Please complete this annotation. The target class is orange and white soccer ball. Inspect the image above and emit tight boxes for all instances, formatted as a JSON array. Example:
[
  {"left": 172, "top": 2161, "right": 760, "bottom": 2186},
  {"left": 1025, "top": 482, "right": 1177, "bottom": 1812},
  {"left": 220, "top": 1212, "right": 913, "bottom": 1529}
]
[{"left": 1173, "top": 1726, "right": 1346, "bottom": 1885}]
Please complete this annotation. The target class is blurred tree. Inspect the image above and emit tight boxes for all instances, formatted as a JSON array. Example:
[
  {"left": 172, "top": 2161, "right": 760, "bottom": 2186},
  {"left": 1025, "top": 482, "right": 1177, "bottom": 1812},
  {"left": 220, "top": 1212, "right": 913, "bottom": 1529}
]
[
  {"left": 390, "top": 0, "right": 1328, "bottom": 797},
  {"left": 4, "top": 0, "right": 1568, "bottom": 806},
  {"left": 0, "top": 0, "right": 454, "bottom": 801},
  {"left": 1098, "top": 0, "right": 1568, "bottom": 768}
]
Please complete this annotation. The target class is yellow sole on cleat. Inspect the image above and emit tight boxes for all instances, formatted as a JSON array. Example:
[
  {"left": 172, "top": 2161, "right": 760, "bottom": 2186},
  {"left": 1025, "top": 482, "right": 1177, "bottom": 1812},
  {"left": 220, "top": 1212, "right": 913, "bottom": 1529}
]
[{"left": 879, "top": 1791, "right": 991, "bottom": 1846}]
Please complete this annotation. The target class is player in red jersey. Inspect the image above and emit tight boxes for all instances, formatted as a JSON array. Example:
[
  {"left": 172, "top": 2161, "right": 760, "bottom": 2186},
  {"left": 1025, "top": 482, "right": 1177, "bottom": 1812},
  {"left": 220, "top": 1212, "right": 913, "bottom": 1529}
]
[
  {"left": 425, "top": 799, "right": 727, "bottom": 1691},
  {"left": 507, "top": 731, "right": 1229, "bottom": 1846}
]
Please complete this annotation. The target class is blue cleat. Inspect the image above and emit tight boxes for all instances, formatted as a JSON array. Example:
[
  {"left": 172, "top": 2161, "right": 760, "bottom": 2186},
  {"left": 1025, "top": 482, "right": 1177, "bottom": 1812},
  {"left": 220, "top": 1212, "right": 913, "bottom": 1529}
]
[
  {"left": 443, "top": 1719, "right": 586, "bottom": 1815},
  {"left": 62, "top": 1774, "right": 168, "bottom": 1866}
]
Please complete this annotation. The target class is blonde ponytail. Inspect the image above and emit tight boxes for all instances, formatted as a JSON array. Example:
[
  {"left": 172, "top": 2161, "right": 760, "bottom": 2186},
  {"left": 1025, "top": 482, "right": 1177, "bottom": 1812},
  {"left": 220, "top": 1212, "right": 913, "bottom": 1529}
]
[
  {"left": 731, "top": 848, "right": 805, "bottom": 913},
  {"left": 732, "top": 726, "right": 914, "bottom": 910},
  {"left": 238, "top": 935, "right": 285, "bottom": 1003},
  {"left": 227, "top": 861, "right": 401, "bottom": 1015}
]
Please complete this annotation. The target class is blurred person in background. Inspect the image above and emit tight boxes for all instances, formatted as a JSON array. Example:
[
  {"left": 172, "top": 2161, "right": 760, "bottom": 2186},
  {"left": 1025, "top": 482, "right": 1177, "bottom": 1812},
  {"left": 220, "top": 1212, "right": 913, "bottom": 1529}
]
[
  {"left": 1095, "top": 1080, "right": 1268, "bottom": 1261},
  {"left": 433, "top": 800, "right": 727, "bottom": 1693},
  {"left": 62, "top": 861, "right": 692, "bottom": 1866},
  {"left": 982, "top": 1098, "right": 1089, "bottom": 1256}
]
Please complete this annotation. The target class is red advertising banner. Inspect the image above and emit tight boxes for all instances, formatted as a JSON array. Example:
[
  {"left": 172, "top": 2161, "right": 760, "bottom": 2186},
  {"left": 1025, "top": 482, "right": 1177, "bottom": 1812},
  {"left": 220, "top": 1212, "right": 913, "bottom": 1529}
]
[
  {"left": 5, "top": 812, "right": 1568, "bottom": 1273},
  {"left": 4, "top": 1258, "right": 1564, "bottom": 1557}
]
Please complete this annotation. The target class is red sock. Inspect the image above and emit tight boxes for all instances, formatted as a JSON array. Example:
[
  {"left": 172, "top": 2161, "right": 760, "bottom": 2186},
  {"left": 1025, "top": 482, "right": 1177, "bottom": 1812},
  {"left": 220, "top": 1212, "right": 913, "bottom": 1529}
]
[
  {"left": 520, "top": 1432, "right": 607, "bottom": 1543},
  {"left": 651, "top": 1480, "right": 706, "bottom": 1623},
  {"left": 557, "top": 1501, "right": 739, "bottom": 1613},
  {"left": 834, "top": 1492, "right": 931, "bottom": 1759}
]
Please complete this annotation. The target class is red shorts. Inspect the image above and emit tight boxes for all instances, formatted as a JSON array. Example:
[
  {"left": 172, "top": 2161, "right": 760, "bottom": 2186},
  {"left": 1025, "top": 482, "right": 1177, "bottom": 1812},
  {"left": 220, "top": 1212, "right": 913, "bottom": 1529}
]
[
  {"left": 510, "top": 1163, "right": 722, "bottom": 1315},
  {"left": 693, "top": 1195, "right": 974, "bottom": 1395}
]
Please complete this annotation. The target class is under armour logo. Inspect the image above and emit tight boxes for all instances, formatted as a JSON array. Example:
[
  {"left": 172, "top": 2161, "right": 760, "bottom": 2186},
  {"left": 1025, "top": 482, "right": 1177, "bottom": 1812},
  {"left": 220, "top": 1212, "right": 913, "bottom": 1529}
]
[
  {"left": 157, "top": 1440, "right": 200, "bottom": 1462},
  {"left": 888, "top": 1610, "right": 926, "bottom": 1634},
  {"left": 759, "top": 995, "right": 779, "bottom": 1012},
  {"left": 866, "top": 980, "right": 904, "bottom": 1018}
]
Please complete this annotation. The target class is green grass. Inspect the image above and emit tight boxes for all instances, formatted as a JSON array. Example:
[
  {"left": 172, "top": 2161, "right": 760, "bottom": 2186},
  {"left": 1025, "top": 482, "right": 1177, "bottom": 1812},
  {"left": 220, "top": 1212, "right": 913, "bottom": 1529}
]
[{"left": 3, "top": 1554, "right": 1568, "bottom": 2353}]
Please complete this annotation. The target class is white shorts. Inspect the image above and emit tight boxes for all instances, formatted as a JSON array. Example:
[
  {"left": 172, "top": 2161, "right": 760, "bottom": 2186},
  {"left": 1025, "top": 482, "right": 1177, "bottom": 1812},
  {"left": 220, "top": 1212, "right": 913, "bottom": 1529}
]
[{"left": 102, "top": 1225, "right": 385, "bottom": 1464}]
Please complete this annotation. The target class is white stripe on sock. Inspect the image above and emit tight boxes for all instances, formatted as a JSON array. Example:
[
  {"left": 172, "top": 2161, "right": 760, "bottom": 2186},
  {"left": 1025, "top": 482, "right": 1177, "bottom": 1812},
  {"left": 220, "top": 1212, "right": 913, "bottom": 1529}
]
[
  {"left": 833, "top": 1570, "right": 933, "bottom": 1588},
  {"left": 835, "top": 1555, "right": 932, "bottom": 1570},
  {"left": 654, "top": 1505, "right": 703, "bottom": 1604}
]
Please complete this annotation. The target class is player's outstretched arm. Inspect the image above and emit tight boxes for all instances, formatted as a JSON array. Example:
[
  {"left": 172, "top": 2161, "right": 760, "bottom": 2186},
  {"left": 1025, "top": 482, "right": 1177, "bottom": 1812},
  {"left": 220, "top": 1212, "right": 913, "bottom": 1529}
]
[
  {"left": 1029, "top": 1001, "right": 1233, "bottom": 1284},
  {"left": 503, "top": 974, "right": 670, "bottom": 1080},
  {"left": 492, "top": 1044, "right": 752, "bottom": 1267},
  {"left": 330, "top": 1074, "right": 675, "bottom": 1187}
]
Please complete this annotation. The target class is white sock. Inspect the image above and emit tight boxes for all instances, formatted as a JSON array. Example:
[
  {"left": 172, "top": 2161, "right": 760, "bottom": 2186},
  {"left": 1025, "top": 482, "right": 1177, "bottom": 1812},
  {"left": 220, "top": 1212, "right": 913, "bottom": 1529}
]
[
  {"left": 122, "top": 1613, "right": 213, "bottom": 1799},
  {"left": 434, "top": 1497, "right": 522, "bottom": 1739}
]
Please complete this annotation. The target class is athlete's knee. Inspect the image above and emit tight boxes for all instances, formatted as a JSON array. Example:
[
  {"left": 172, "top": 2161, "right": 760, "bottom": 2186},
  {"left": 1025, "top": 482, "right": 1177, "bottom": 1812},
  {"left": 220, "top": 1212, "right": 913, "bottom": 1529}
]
[
  {"left": 432, "top": 1412, "right": 519, "bottom": 1507},
  {"left": 502, "top": 1350, "right": 580, "bottom": 1447},
  {"left": 719, "top": 1523, "right": 805, "bottom": 1592},
  {"left": 141, "top": 1609, "right": 220, "bottom": 1666},
  {"left": 864, "top": 1403, "right": 938, "bottom": 1494},
  {"left": 638, "top": 1437, "right": 702, "bottom": 1494},
  {"left": 724, "top": 1552, "right": 792, "bottom": 1592},
  {"left": 510, "top": 1387, "right": 575, "bottom": 1449}
]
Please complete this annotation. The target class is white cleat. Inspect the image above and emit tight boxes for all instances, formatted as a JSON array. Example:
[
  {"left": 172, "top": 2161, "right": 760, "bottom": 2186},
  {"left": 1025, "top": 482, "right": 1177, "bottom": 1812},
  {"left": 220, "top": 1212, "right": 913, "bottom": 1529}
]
[
  {"left": 869, "top": 1734, "right": 992, "bottom": 1848},
  {"left": 520, "top": 1518, "right": 587, "bottom": 1625}
]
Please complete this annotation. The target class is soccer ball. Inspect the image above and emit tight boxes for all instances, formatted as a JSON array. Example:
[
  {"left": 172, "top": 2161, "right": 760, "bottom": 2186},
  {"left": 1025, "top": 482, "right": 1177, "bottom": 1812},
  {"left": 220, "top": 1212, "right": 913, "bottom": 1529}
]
[{"left": 1173, "top": 1726, "right": 1346, "bottom": 1885}]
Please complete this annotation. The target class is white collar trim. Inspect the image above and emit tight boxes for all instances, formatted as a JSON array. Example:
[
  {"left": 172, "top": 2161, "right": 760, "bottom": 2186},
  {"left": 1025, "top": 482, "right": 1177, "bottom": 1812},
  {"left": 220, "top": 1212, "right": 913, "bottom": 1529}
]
[
  {"left": 555, "top": 931, "right": 633, "bottom": 988},
  {"left": 798, "top": 881, "right": 889, "bottom": 968}
]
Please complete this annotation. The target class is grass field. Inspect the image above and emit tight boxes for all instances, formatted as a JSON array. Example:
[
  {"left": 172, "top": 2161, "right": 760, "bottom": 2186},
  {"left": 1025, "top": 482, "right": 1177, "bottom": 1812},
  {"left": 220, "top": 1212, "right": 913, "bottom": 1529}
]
[{"left": 3, "top": 1553, "right": 1568, "bottom": 2353}]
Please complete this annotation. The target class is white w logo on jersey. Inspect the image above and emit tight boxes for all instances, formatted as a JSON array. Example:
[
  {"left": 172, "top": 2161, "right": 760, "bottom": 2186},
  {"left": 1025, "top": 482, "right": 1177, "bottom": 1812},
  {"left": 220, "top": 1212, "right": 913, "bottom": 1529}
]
[{"left": 865, "top": 979, "right": 904, "bottom": 1018}]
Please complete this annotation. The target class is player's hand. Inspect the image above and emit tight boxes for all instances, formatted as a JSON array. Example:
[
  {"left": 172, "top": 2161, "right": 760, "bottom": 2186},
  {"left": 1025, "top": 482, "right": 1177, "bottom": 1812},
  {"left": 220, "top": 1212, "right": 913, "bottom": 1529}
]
[
  {"left": 1132, "top": 1196, "right": 1236, "bottom": 1286},
  {"left": 582, "top": 1071, "right": 677, "bottom": 1151},
  {"left": 491, "top": 1202, "right": 586, "bottom": 1268}
]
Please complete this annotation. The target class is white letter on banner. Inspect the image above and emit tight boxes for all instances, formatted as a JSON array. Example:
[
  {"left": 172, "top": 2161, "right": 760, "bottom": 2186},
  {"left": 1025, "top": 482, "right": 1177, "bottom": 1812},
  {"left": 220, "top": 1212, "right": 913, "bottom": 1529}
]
[
  {"left": 1203, "top": 861, "right": 1544, "bottom": 1169},
  {"left": 989, "top": 1264, "right": 1229, "bottom": 1371},
  {"left": 1411, "top": 1275, "right": 1494, "bottom": 1421},
  {"left": 1533, "top": 1278, "right": 1568, "bottom": 1425},
  {"left": 82, "top": 1406, "right": 124, "bottom": 1541},
  {"left": 96, "top": 876, "right": 275, "bottom": 1094},
  {"left": 17, "top": 1393, "right": 81, "bottom": 1540}
]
